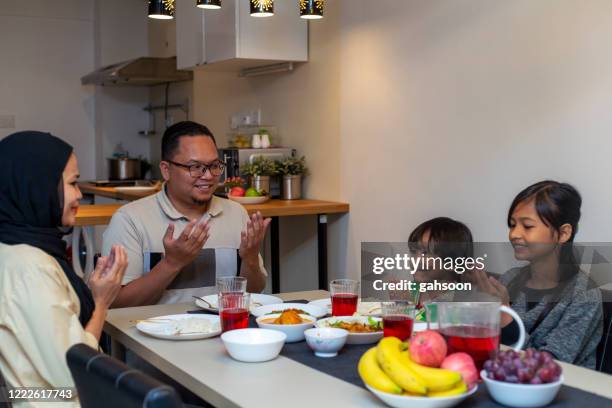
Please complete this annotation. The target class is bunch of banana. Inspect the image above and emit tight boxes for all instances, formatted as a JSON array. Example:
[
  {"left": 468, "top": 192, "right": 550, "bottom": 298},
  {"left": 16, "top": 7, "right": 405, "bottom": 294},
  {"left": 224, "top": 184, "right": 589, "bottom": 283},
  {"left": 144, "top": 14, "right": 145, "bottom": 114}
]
[{"left": 358, "top": 337, "right": 467, "bottom": 398}]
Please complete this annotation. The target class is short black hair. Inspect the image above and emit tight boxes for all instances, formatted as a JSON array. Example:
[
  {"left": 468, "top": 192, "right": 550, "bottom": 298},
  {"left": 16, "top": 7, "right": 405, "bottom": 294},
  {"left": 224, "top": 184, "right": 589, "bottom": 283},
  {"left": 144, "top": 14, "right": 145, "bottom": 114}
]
[
  {"left": 161, "top": 121, "right": 217, "bottom": 161},
  {"left": 408, "top": 217, "right": 474, "bottom": 260}
]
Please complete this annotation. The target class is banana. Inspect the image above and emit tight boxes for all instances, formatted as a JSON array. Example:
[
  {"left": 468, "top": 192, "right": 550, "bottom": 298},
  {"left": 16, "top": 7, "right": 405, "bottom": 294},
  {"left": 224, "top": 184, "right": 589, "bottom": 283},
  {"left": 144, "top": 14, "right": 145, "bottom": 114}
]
[
  {"left": 358, "top": 348, "right": 403, "bottom": 395},
  {"left": 400, "top": 351, "right": 462, "bottom": 392},
  {"left": 376, "top": 337, "right": 428, "bottom": 395},
  {"left": 427, "top": 381, "right": 467, "bottom": 398}
]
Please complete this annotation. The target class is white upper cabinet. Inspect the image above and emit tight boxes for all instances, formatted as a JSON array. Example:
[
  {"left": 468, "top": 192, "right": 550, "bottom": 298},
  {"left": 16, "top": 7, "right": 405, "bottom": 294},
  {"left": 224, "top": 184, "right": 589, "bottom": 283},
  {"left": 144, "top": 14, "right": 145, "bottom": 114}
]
[{"left": 176, "top": 0, "right": 308, "bottom": 70}]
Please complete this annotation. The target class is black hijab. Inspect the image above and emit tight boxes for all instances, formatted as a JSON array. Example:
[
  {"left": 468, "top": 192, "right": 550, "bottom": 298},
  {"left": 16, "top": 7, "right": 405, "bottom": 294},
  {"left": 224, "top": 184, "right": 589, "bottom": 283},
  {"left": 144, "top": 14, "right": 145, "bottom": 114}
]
[{"left": 0, "top": 131, "right": 95, "bottom": 327}]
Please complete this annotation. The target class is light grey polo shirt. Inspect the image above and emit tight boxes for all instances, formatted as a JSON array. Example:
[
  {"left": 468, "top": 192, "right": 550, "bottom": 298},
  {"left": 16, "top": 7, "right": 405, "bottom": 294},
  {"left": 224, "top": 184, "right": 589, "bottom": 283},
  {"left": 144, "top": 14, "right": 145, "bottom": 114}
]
[{"left": 102, "top": 188, "right": 266, "bottom": 304}]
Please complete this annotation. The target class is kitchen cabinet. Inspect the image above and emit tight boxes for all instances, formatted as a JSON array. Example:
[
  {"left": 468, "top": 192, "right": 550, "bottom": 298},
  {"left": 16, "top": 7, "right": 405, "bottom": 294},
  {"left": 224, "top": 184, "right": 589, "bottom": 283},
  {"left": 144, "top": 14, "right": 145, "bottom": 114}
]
[{"left": 176, "top": 0, "right": 308, "bottom": 71}]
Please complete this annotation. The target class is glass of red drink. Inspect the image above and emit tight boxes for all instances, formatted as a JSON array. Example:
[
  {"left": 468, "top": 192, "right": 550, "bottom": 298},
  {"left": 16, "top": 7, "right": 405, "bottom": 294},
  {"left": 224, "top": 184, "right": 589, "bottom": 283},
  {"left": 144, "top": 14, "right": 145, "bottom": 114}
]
[
  {"left": 382, "top": 301, "right": 415, "bottom": 341},
  {"left": 329, "top": 279, "right": 360, "bottom": 316},
  {"left": 218, "top": 292, "right": 250, "bottom": 333},
  {"left": 438, "top": 302, "right": 526, "bottom": 371}
]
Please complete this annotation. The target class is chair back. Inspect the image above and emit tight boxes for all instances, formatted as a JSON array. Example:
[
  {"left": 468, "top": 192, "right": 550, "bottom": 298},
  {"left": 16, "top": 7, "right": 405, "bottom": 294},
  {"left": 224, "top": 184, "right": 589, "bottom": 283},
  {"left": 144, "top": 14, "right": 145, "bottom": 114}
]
[
  {"left": 596, "top": 289, "right": 612, "bottom": 373},
  {"left": 66, "top": 343, "right": 183, "bottom": 408}
]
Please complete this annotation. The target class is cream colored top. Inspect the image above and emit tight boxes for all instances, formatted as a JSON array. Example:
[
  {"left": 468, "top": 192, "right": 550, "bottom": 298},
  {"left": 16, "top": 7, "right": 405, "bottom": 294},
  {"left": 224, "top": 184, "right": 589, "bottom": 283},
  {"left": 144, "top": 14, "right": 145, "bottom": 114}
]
[
  {"left": 102, "top": 189, "right": 267, "bottom": 304},
  {"left": 0, "top": 243, "right": 98, "bottom": 408}
]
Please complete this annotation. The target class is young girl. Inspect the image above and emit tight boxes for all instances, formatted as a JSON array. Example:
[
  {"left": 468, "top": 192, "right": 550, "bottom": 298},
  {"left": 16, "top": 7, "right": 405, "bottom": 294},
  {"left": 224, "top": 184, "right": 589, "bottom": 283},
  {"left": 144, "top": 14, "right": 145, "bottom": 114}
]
[
  {"left": 408, "top": 217, "right": 475, "bottom": 303},
  {"left": 474, "top": 181, "right": 603, "bottom": 368}
]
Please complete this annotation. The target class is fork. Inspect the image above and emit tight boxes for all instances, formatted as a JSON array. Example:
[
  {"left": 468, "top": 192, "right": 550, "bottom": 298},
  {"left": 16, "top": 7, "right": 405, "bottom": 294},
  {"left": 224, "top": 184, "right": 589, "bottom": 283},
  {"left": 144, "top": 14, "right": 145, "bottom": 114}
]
[{"left": 192, "top": 295, "right": 214, "bottom": 309}]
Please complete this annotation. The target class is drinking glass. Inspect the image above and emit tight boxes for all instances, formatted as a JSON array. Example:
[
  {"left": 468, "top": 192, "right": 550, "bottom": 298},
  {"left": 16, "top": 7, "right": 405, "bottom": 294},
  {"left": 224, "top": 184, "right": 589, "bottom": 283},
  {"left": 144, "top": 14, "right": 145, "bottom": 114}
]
[
  {"left": 218, "top": 292, "right": 250, "bottom": 333},
  {"left": 382, "top": 301, "right": 415, "bottom": 341},
  {"left": 437, "top": 302, "right": 526, "bottom": 371},
  {"left": 329, "top": 279, "right": 360, "bottom": 316},
  {"left": 216, "top": 276, "right": 247, "bottom": 294}
]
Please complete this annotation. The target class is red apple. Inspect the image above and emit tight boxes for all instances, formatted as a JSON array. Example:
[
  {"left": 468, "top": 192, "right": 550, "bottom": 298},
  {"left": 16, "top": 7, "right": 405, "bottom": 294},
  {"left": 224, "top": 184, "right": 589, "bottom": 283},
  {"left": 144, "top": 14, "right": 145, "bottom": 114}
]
[
  {"left": 408, "top": 330, "right": 447, "bottom": 368},
  {"left": 441, "top": 352, "right": 479, "bottom": 389},
  {"left": 229, "top": 186, "right": 245, "bottom": 197}
]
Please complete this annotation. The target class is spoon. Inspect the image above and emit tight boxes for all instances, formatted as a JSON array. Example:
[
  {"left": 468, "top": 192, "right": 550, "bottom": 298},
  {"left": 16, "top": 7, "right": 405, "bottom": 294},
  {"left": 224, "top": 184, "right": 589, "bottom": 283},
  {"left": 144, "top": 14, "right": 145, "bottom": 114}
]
[{"left": 192, "top": 295, "right": 214, "bottom": 309}]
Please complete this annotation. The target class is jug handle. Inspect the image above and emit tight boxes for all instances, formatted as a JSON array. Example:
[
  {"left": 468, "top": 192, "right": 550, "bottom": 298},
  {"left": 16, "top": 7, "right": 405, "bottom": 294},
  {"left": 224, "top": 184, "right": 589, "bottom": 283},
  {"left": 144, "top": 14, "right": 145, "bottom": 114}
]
[{"left": 500, "top": 305, "right": 526, "bottom": 351}]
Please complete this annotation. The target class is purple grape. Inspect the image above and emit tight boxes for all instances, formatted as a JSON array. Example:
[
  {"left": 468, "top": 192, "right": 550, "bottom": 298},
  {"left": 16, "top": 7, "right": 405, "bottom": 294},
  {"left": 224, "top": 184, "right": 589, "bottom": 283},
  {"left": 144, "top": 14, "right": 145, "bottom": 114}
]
[
  {"left": 506, "top": 375, "right": 519, "bottom": 383},
  {"left": 484, "top": 360, "right": 493, "bottom": 372},
  {"left": 537, "top": 367, "right": 555, "bottom": 383},
  {"left": 530, "top": 377, "right": 543, "bottom": 385},
  {"left": 517, "top": 368, "right": 531, "bottom": 383},
  {"left": 494, "top": 368, "right": 507, "bottom": 381},
  {"left": 541, "top": 352, "right": 553, "bottom": 364}
]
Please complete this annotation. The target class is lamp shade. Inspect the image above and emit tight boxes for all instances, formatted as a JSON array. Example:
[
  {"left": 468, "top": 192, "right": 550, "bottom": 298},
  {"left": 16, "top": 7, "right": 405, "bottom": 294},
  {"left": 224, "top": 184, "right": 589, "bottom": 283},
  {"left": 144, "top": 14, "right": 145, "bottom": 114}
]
[
  {"left": 300, "top": 0, "right": 323, "bottom": 20},
  {"left": 196, "top": 0, "right": 221, "bottom": 9},
  {"left": 148, "top": 0, "right": 174, "bottom": 19},
  {"left": 250, "top": 0, "right": 274, "bottom": 17}
]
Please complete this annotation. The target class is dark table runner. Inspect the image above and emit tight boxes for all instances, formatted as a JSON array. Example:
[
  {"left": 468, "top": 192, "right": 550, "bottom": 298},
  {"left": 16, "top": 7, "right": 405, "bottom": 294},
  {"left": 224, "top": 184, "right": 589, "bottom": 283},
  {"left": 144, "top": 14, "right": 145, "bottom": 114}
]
[{"left": 189, "top": 301, "right": 612, "bottom": 407}]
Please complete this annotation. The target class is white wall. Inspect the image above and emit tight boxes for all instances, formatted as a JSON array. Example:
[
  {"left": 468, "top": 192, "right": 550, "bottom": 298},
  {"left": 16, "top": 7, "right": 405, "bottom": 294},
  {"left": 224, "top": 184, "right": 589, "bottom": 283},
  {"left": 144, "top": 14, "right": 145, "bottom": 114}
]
[
  {"left": 0, "top": 0, "right": 153, "bottom": 180},
  {"left": 189, "top": 0, "right": 612, "bottom": 287},
  {"left": 338, "top": 0, "right": 612, "bottom": 277},
  {"left": 92, "top": 0, "right": 150, "bottom": 179},
  {"left": 0, "top": 0, "right": 96, "bottom": 178}
]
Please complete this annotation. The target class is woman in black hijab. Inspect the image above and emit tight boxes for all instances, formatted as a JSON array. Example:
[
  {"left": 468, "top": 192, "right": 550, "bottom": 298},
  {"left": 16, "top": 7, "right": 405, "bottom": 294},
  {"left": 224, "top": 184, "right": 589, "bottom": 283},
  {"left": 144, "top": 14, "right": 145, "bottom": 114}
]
[{"left": 0, "top": 131, "right": 127, "bottom": 391}]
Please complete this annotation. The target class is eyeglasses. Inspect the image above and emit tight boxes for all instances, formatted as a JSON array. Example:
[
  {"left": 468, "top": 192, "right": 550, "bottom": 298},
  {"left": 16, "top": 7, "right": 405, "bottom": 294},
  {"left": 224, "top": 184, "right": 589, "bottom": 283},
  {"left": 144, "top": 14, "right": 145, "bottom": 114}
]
[{"left": 166, "top": 159, "right": 226, "bottom": 178}]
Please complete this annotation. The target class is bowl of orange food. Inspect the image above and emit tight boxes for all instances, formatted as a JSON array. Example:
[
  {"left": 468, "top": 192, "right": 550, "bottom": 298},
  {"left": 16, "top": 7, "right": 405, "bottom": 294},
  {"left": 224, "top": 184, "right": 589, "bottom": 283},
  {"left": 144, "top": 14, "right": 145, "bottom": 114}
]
[
  {"left": 315, "top": 316, "right": 383, "bottom": 345},
  {"left": 256, "top": 310, "right": 316, "bottom": 343}
]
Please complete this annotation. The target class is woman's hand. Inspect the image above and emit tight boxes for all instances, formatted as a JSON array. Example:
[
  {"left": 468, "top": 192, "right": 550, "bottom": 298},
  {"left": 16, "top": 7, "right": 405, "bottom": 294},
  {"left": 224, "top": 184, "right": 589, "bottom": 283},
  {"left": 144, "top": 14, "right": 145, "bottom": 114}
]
[
  {"left": 470, "top": 268, "right": 514, "bottom": 327},
  {"left": 88, "top": 245, "right": 128, "bottom": 310},
  {"left": 467, "top": 268, "right": 509, "bottom": 304}
]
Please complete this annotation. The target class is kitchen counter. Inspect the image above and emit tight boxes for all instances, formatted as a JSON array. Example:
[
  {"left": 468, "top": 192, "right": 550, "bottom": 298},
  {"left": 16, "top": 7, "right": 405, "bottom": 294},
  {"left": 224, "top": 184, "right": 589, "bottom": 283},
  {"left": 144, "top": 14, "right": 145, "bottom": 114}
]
[{"left": 74, "top": 199, "right": 349, "bottom": 225}]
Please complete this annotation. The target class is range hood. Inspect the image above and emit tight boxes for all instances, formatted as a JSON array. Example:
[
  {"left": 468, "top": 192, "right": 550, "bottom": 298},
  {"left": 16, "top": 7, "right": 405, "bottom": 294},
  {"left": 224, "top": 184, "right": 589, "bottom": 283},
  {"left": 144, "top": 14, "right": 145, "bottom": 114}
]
[{"left": 81, "top": 57, "right": 193, "bottom": 86}]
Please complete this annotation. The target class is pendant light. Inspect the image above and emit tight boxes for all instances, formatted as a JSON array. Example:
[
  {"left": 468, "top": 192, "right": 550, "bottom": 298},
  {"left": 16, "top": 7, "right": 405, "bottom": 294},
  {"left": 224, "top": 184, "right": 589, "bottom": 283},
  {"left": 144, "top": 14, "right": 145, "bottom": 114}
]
[
  {"left": 148, "top": 0, "right": 174, "bottom": 20},
  {"left": 196, "top": 0, "right": 221, "bottom": 9},
  {"left": 250, "top": 0, "right": 274, "bottom": 17},
  {"left": 300, "top": 0, "right": 323, "bottom": 20}
]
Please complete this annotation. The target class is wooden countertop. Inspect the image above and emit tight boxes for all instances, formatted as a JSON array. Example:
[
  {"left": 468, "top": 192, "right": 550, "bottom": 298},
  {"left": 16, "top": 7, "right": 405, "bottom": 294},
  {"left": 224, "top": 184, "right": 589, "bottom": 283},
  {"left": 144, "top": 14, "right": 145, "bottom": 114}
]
[
  {"left": 75, "top": 199, "right": 349, "bottom": 226},
  {"left": 79, "top": 182, "right": 161, "bottom": 201}
]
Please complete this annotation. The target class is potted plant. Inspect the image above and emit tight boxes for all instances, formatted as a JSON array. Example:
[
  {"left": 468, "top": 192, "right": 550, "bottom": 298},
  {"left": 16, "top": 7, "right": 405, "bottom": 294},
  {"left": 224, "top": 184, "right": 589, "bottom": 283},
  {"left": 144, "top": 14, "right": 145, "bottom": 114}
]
[
  {"left": 240, "top": 157, "right": 278, "bottom": 195},
  {"left": 276, "top": 156, "right": 308, "bottom": 200}
]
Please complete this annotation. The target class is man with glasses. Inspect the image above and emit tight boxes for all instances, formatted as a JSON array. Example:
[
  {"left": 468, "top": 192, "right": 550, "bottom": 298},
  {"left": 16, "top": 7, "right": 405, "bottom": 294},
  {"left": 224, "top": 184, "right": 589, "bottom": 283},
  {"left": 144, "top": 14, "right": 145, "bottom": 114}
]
[{"left": 102, "top": 121, "right": 269, "bottom": 306}]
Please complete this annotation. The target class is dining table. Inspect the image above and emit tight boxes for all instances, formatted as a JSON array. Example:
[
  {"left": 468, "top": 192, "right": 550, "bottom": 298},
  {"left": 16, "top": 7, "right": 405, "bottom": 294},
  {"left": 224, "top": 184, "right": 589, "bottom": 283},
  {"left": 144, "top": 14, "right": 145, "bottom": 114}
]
[{"left": 104, "top": 290, "right": 612, "bottom": 408}]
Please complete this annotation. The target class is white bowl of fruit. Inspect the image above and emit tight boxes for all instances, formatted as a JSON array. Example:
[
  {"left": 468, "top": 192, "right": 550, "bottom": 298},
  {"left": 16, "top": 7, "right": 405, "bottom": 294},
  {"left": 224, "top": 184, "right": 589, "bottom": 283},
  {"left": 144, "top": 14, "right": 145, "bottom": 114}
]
[
  {"left": 225, "top": 177, "right": 270, "bottom": 204},
  {"left": 359, "top": 331, "right": 480, "bottom": 408},
  {"left": 480, "top": 349, "right": 563, "bottom": 408}
]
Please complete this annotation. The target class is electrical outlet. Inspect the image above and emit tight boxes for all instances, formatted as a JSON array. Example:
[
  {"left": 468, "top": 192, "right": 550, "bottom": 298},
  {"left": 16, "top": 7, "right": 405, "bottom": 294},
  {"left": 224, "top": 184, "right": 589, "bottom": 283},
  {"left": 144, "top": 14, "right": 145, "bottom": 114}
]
[
  {"left": 0, "top": 114, "right": 15, "bottom": 129},
  {"left": 230, "top": 109, "right": 261, "bottom": 129}
]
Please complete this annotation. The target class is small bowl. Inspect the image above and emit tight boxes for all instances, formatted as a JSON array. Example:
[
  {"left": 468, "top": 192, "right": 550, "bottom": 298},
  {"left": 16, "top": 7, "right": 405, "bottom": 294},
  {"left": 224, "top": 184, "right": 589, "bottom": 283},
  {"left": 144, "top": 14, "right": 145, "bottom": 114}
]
[
  {"left": 480, "top": 370, "right": 563, "bottom": 408},
  {"left": 366, "top": 384, "right": 478, "bottom": 408},
  {"left": 315, "top": 316, "right": 384, "bottom": 345},
  {"left": 256, "top": 313, "right": 316, "bottom": 343},
  {"left": 304, "top": 327, "right": 348, "bottom": 358},
  {"left": 221, "top": 328, "right": 286, "bottom": 363}
]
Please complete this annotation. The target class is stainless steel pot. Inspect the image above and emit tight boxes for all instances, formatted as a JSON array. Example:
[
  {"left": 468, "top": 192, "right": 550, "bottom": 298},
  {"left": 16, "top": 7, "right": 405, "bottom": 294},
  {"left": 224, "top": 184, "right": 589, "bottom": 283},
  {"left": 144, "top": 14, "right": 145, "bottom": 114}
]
[
  {"left": 282, "top": 175, "right": 302, "bottom": 200},
  {"left": 107, "top": 158, "right": 142, "bottom": 180}
]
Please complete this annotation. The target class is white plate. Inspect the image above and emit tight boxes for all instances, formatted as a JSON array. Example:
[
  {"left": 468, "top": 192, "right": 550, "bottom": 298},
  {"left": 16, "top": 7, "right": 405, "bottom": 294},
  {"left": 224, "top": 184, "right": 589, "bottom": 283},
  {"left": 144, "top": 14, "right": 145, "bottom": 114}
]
[
  {"left": 366, "top": 384, "right": 478, "bottom": 408},
  {"left": 308, "top": 298, "right": 382, "bottom": 316},
  {"left": 195, "top": 293, "right": 284, "bottom": 312},
  {"left": 316, "top": 316, "right": 383, "bottom": 345},
  {"left": 227, "top": 195, "right": 270, "bottom": 205},
  {"left": 136, "top": 314, "right": 221, "bottom": 340},
  {"left": 251, "top": 303, "right": 328, "bottom": 318},
  {"left": 114, "top": 186, "right": 159, "bottom": 192}
]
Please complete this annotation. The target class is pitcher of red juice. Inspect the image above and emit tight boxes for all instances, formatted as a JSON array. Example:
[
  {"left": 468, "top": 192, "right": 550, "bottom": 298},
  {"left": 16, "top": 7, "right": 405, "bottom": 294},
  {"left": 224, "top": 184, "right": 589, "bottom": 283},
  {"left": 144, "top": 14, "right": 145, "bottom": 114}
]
[{"left": 437, "top": 302, "right": 526, "bottom": 371}]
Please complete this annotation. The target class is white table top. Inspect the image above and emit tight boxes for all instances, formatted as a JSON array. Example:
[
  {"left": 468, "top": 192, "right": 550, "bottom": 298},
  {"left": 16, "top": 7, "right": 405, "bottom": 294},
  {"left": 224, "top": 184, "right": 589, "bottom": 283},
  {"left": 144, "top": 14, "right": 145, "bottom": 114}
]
[{"left": 104, "top": 290, "right": 612, "bottom": 407}]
